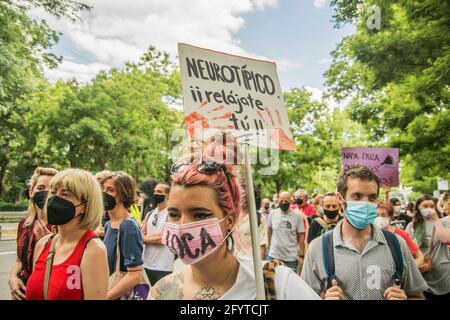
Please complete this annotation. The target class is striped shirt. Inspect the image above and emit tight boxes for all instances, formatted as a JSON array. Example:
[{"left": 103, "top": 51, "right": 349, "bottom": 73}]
[{"left": 301, "top": 220, "right": 428, "bottom": 300}]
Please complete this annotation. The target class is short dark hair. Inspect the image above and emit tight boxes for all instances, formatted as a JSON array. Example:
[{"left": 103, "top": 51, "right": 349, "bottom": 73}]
[
  {"left": 103, "top": 171, "right": 137, "bottom": 209},
  {"left": 390, "top": 198, "right": 400, "bottom": 206},
  {"left": 337, "top": 164, "right": 380, "bottom": 198}
]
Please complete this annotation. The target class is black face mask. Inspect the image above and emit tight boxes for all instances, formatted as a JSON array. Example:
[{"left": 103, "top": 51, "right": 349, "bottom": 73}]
[
  {"left": 294, "top": 198, "right": 303, "bottom": 205},
  {"left": 324, "top": 209, "right": 339, "bottom": 220},
  {"left": 103, "top": 192, "right": 117, "bottom": 210},
  {"left": 264, "top": 205, "right": 270, "bottom": 210},
  {"left": 154, "top": 194, "right": 166, "bottom": 206},
  {"left": 32, "top": 191, "right": 48, "bottom": 209},
  {"left": 279, "top": 203, "right": 290, "bottom": 212},
  {"left": 47, "top": 195, "right": 84, "bottom": 226}
]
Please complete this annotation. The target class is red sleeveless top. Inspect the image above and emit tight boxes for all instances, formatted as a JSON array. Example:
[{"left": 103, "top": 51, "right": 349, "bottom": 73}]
[{"left": 26, "top": 230, "right": 97, "bottom": 300}]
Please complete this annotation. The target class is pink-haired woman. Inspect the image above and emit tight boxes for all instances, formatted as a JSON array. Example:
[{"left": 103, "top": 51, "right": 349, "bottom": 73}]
[{"left": 149, "top": 137, "right": 319, "bottom": 300}]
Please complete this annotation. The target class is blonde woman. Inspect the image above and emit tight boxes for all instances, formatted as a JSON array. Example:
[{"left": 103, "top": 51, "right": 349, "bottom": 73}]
[
  {"left": 9, "top": 167, "right": 58, "bottom": 300},
  {"left": 26, "top": 169, "right": 109, "bottom": 300}
]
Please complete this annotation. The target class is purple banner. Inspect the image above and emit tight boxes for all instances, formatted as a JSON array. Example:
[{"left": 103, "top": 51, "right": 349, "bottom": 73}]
[{"left": 342, "top": 147, "right": 400, "bottom": 187}]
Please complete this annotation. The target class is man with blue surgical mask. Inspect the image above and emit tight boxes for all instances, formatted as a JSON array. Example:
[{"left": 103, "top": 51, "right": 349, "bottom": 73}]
[{"left": 301, "top": 164, "right": 428, "bottom": 300}]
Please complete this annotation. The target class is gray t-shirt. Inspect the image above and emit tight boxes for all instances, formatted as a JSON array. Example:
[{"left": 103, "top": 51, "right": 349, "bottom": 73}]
[
  {"left": 406, "top": 218, "right": 450, "bottom": 295},
  {"left": 268, "top": 208, "right": 305, "bottom": 261},
  {"left": 301, "top": 220, "right": 428, "bottom": 299}
]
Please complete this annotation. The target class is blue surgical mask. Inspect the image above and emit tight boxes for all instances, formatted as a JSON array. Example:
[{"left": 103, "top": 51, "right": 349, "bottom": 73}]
[
  {"left": 420, "top": 209, "right": 430, "bottom": 217},
  {"left": 344, "top": 201, "right": 377, "bottom": 230}
]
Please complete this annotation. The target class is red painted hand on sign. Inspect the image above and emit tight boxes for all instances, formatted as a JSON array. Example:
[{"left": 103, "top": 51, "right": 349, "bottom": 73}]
[
  {"left": 184, "top": 101, "right": 234, "bottom": 138},
  {"left": 256, "top": 107, "right": 295, "bottom": 151}
]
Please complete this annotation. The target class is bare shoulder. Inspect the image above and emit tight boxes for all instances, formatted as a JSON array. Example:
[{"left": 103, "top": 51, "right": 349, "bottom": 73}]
[
  {"left": 35, "top": 233, "right": 53, "bottom": 253},
  {"left": 151, "top": 271, "right": 184, "bottom": 300},
  {"left": 85, "top": 237, "right": 107, "bottom": 252},
  {"left": 32, "top": 233, "right": 54, "bottom": 268},
  {"left": 83, "top": 238, "right": 107, "bottom": 262}
]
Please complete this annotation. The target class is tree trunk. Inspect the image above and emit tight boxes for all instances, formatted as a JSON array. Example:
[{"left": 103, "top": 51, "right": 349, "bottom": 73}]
[{"left": 0, "top": 159, "right": 8, "bottom": 199}]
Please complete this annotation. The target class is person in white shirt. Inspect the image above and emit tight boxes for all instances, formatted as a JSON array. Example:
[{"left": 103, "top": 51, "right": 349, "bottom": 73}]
[{"left": 142, "top": 183, "right": 174, "bottom": 286}]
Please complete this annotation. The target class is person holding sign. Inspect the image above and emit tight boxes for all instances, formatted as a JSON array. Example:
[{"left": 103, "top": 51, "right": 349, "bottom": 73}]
[
  {"left": 301, "top": 164, "right": 427, "bottom": 300},
  {"left": 149, "top": 138, "right": 319, "bottom": 300}
]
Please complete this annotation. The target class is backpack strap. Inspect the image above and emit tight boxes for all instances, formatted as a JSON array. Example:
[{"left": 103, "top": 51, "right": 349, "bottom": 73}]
[
  {"left": 381, "top": 230, "right": 404, "bottom": 287},
  {"left": 315, "top": 217, "right": 329, "bottom": 229},
  {"left": 44, "top": 234, "right": 58, "bottom": 300},
  {"left": 321, "top": 230, "right": 336, "bottom": 289}
]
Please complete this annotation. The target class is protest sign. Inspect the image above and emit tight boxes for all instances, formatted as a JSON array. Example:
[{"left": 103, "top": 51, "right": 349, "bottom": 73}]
[
  {"left": 342, "top": 147, "right": 400, "bottom": 187},
  {"left": 178, "top": 43, "right": 295, "bottom": 151}
]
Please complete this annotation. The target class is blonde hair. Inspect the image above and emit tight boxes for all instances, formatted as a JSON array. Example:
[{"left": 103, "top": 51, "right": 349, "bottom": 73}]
[
  {"left": 48, "top": 169, "right": 103, "bottom": 230},
  {"left": 95, "top": 170, "right": 112, "bottom": 184},
  {"left": 26, "top": 167, "right": 58, "bottom": 225}
]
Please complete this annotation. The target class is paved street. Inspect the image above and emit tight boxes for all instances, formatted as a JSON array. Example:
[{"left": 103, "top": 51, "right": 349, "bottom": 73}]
[{"left": 0, "top": 240, "right": 16, "bottom": 300}]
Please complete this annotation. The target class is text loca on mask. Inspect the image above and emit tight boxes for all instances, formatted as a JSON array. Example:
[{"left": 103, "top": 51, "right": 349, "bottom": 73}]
[{"left": 166, "top": 227, "right": 217, "bottom": 259}]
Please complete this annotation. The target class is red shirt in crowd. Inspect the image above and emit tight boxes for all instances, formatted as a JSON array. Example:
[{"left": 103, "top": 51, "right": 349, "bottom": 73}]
[
  {"left": 26, "top": 230, "right": 96, "bottom": 300},
  {"left": 291, "top": 203, "right": 317, "bottom": 217},
  {"left": 393, "top": 227, "right": 420, "bottom": 256},
  {"left": 16, "top": 218, "right": 54, "bottom": 283}
]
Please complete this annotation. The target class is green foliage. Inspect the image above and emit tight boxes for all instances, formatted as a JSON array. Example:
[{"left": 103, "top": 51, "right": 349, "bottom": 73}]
[
  {"left": 326, "top": 0, "right": 450, "bottom": 195},
  {"left": 0, "top": 201, "right": 28, "bottom": 211},
  {"left": 254, "top": 88, "right": 370, "bottom": 197},
  {"left": 1, "top": 0, "right": 446, "bottom": 203}
]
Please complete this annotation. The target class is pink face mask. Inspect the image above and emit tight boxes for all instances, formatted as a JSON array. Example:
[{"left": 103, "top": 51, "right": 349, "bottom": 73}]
[{"left": 162, "top": 216, "right": 230, "bottom": 265}]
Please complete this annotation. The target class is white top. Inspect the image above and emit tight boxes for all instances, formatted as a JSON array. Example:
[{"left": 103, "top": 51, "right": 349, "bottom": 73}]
[
  {"left": 148, "top": 256, "right": 320, "bottom": 300},
  {"left": 143, "top": 207, "right": 175, "bottom": 272}
]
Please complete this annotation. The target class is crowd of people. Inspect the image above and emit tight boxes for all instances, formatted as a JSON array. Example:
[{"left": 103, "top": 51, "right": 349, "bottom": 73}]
[{"left": 7, "top": 137, "right": 450, "bottom": 300}]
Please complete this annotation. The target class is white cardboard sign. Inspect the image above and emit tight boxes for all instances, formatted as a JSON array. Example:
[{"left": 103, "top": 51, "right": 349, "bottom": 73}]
[{"left": 178, "top": 43, "right": 295, "bottom": 150}]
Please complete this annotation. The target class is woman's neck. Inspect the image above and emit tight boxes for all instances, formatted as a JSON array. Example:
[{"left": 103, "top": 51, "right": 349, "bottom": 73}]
[
  {"left": 190, "top": 247, "right": 239, "bottom": 289},
  {"left": 57, "top": 220, "right": 85, "bottom": 244},
  {"left": 108, "top": 207, "right": 129, "bottom": 222}
]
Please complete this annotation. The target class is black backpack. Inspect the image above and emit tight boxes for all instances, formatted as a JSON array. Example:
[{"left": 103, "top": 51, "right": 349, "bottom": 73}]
[{"left": 322, "top": 229, "right": 404, "bottom": 289}]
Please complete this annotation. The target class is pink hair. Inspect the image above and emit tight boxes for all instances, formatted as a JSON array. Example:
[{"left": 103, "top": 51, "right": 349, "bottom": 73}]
[{"left": 171, "top": 133, "right": 243, "bottom": 221}]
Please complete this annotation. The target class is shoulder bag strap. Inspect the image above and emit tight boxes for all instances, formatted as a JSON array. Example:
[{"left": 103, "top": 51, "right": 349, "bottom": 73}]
[{"left": 44, "top": 234, "right": 58, "bottom": 300}]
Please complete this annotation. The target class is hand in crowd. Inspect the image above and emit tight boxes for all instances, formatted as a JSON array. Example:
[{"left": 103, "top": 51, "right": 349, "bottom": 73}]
[
  {"left": 427, "top": 209, "right": 439, "bottom": 221},
  {"left": 384, "top": 284, "right": 407, "bottom": 300},
  {"left": 9, "top": 276, "right": 26, "bottom": 300},
  {"left": 33, "top": 219, "right": 51, "bottom": 241},
  {"left": 324, "top": 279, "right": 344, "bottom": 300}
]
